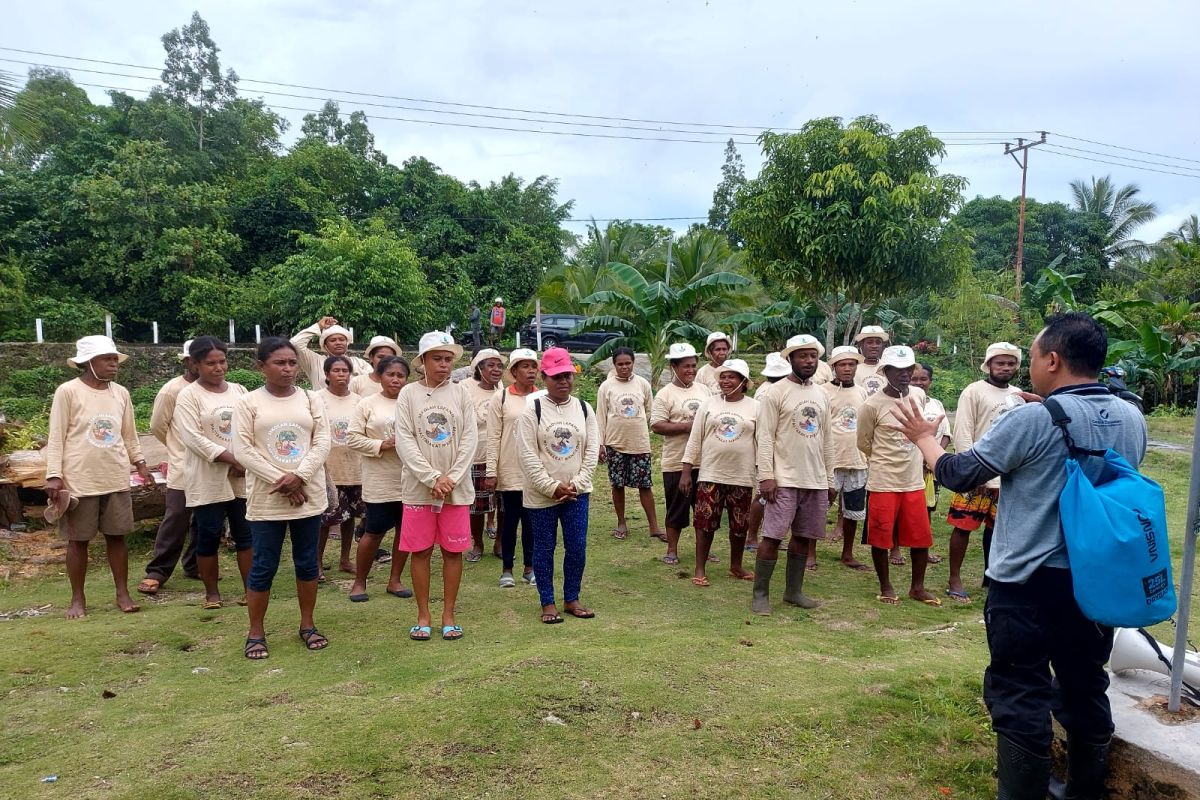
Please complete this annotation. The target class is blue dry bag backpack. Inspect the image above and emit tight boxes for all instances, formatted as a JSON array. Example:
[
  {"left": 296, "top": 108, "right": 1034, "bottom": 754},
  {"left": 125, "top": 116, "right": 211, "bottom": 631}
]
[{"left": 1044, "top": 397, "right": 1175, "bottom": 628}]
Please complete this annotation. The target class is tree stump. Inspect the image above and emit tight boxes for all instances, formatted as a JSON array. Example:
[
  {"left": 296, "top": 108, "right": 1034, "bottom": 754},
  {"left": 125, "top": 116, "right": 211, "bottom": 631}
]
[{"left": 0, "top": 482, "right": 21, "bottom": 528}]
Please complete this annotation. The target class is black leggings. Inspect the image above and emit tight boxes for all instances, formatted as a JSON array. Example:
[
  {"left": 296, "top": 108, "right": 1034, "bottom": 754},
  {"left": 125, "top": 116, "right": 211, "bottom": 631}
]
[{"left": 499, "top": 490, "right": 532, "bottom": 571}]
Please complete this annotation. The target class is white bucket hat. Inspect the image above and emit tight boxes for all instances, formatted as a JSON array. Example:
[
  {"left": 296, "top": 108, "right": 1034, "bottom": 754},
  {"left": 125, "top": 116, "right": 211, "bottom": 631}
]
[
  {"left": 666, "top": 342, "right": 698, "bottom": 361},
  {"left": 68, "top": 335, "right": 128, "bottom": 367},
  {"left": 827, "top": 345, "right": 864, "bottom": 366},
  {"left": 415, "top": 330, "right": 463, "bottom": 364},
  {"left": 761, "top": 352, "right": 791, "bottom": 378},
  {"left": 981, "top": 341, "right": 1022, "bottom": 373},
  {"left": 470, "top": 348, "right": 503, "bottom": 371},
  {"left": 879, "top": 345, "right": 916, "bottom": 370},
  {"left": 780, "top": 334, "right": 825, "bottom": 359},
  {"left": 704, "top": 331, "right": 733, "bottom": 354},
  {"left": 364, "top": 335, "right": 402, "bottom": 360},
  {"left": 854, "top": 325, "right": 891, "bottom": 344},
  {"left": 319, "top": 324, "right": 353, "bottom": 349},
  {"left": 178, "top": 339, "right": 194, "bottom": 361},
  {"left": 718, "top": 358, "right": 751, "bottom": 382},
  {"left": 507, "top": 348, "right": 539, "bottom": 372}
]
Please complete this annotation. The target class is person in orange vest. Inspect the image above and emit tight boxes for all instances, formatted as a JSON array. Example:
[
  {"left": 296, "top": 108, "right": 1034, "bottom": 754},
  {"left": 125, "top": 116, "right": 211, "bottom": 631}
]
[{"left": 489, "top": 298, "right": 507, "bottom": 348}]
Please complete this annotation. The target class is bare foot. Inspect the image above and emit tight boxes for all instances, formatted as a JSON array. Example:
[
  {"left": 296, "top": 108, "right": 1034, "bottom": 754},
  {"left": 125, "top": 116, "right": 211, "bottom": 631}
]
[
  {"left": 349, "top": 581, "right": 367, "bottom": 596},
  {"left": 339, "top": 561, "right": 354, "bottom": 574},
  {"left": 928, "top": 552, "right": 943, "bottom": 564},
  {"left": 840, "top": 558, "right": 871, "bottom": 571},
  {"left": 116, "top": 594, "right": 141, "bottom": 613},
  {"left": 908, "top": 588, "right": 942, "bottom": 606},
  {"left": 889, "top": 553, "right": 906, "bottom": 566},
  {"left": 806, "top": 560, "right": 818, "bottom": 571},
  {"left": 729, "top": 567, "right": 755, "bottom": 580},
  {"left": 66, "top": 599, "right": 86, "bottom": 619}
]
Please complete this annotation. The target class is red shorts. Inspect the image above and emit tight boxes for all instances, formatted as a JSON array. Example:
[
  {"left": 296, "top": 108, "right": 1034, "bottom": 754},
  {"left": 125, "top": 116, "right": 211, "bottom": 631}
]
[
  {"left": 398, "top": 504, "right": 472, "bottom": 553},
  {"left": 866, "top": 490, "right": 933, "bottom": 550}
]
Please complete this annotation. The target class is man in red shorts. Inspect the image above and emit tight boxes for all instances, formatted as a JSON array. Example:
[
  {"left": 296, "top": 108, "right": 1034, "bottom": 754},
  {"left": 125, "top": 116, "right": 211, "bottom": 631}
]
[{"left": 856, "top": 345, "right": 940, "bottom": 606}]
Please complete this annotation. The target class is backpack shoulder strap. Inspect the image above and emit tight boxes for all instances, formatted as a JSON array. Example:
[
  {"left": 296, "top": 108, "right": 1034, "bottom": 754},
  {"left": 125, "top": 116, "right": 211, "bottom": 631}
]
[
  {"left": 581, "top": 398, "right": 589, "bottom": 420},
  {"left": 534, "top": 398, "right": 542, "bottom": 424},
  {"left": 1043, "top": 396, "right": 1107, "bottom": 459}
]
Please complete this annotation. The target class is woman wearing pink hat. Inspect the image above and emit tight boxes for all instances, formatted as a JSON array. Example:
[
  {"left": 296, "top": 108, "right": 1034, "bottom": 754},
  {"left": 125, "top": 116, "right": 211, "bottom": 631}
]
[{"left": 517, "top": 348, "right": 599, "bottom": 623}]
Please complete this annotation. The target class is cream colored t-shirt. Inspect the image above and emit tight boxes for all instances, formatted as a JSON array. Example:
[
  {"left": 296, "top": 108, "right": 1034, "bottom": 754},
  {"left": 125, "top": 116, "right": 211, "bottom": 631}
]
[
  {"left": 346, "top": 391, "right": 405, "bottom": 503},
  {"left": 650, "top": 382, "right": 711, "bottom": 473},
  {"left": 695, "top": 362, "right": 722, "bottom": 394},
  {"left": 318, "top": 388, "right": 363, "bottom": 487},
  {"left": 953, "top": 380, "right": 1024, "bottom": 490},
  {"left": 394, "top": 381, "right": 477, "bottom": 506},
  {"left": 855, "top": 361, "right": 887, "bottom": 397},
  {"left": 349, "top": 373, "right": 382, "bottom": 399},
  {"left": 813, "top": 360, "right": 833, "bottom": 385},
  {"left": 232, "top": 388, "right": 331, "bottom": 521},
  {"left": 596, "top": 373, "right": 653, "bottom": 455},
  {"left": 150, "top": 375, "right": 193, "bottom": 491},
  {"left": 753, "top": 379, "right": 785, "bottom": 402},
  {"left": 486, "top": 386, "right": 539, "bottom": 492},
  {"left": 821, "top": 381, "right": 870, "bottom": 471},
  {"left": 464, "top": 379, "right": 500, "bottom": 465},
  {"left": 857, "top": 387, "right": 928, "bottom": 493},
  {"left": 517, "top": 396, "right": 599, "bottom": 509},
  {"left": 682, "top": 395, "right": 759, "bottom": 488},
  {"left": 45, "top": 378, "right": 143, "bottom": 498},
  {"left": 291, "top": 324, "right": 372, "bottom": 389},
  {"left": 176, "top": 381, "right": 249, "bottom": 507},
  {"left": 755, "top": 379, "right": 835, "bottom": 489},
  {"left": 923, "top": 395, "right": 951, "bottom": 446}
]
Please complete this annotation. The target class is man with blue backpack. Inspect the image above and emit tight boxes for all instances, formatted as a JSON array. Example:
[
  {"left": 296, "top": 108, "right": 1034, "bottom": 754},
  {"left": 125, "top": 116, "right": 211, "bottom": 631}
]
[{"left": 889, "top": 313, "right": 1152, "bottom": 800}]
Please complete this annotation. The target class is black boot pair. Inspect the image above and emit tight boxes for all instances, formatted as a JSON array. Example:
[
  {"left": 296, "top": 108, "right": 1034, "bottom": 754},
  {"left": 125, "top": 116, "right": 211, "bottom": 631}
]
[{"left": 997, "top": 735, "right": 1108, "bottom": 800}]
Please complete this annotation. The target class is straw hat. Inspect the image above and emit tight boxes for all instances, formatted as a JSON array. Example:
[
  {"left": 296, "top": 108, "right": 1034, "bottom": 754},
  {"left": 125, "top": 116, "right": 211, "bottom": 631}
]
[{"left": 67, "top": 335, "right": 128, "bottom": 367}]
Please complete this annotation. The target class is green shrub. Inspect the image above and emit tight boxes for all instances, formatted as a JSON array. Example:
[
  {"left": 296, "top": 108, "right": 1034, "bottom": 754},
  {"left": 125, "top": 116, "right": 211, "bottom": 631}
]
[
  {"left": 1148, "top": 404, "right": 1193, "bottom": 419},
  {"left": 0, "top": 366, "right": 73, "bottom": 398},
  {"left": 0, "top": 396, "right": 49, "bottom": 422},
  {"left": 226, "top": 368, "right": 265, "bottom": 391},
  {"left": 0, "top": 411, "right": 49, "bottom": 454},
  {"left": 129, "top": 385, "right": 162, "bottom": 406}
]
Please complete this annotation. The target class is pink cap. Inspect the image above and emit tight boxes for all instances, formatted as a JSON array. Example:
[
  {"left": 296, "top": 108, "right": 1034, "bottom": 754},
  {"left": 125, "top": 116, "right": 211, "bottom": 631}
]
[{"left": 540, "top": 347, "right": 575, "bottom": 377}]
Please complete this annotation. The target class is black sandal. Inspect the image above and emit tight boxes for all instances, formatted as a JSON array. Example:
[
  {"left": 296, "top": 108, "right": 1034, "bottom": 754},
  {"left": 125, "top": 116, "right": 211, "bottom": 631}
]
[
  {"left": 244, "top": 637, "right": 269, "bottom": 660},
  {"left": 298, "top": 627, "right": 329, "bottom": 651}
]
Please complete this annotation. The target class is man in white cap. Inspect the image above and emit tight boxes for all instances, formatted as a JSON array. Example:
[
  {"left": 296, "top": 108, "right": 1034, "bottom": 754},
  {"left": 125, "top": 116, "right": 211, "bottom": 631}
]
[
  {"left": 291, "top": 316, "right": 372, "bottom": 389},
  {"left": 695, "top": 331, "right": 733, "bottom": 393},
  {"left": 45, "top": 336, "right": 154, "bottom": 618},
  {"left": 137, "top": 339, "right": 200, "bottom": 596},
  {"left": 853, "top": 325, "right": 891, "bottom": 397},
  {"left": 821, "top": 345, "right": 871, "bottom": 571},
  {"left": 857, "top": 344, "right": 940, "bottom": 607},
  {"left": 489, "top": 298, "right": 507, "bottom": 348},
  {"left": 944, "top": 341, "right": 1026, "bottom": 603},
  {"left": 752, "top": 334, "right": 835, "bottom": 614},
  {"left": 393, "top": 331, "right": 477, "bottom": 640}
]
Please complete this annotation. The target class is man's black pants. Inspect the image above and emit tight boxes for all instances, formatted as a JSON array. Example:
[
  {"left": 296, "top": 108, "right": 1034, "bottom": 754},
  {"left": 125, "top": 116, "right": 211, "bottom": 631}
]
[{"left": 984, "top": 566, "right": 1114, "bottom": 753}]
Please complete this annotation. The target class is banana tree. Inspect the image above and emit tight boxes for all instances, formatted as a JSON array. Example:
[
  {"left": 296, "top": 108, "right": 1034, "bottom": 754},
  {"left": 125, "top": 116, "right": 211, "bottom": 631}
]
[
  {"left": 1110, "top": 301, "right": 1200, "bottom": 407},
  {"left": 579, "top": 262, "right": 750, "bottom": 384}
]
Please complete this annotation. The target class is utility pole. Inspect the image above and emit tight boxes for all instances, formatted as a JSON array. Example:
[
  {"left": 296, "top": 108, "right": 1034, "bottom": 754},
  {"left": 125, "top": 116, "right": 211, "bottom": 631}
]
[{"left": 1004, "top": 132, "right": 1047, "bottom": 303}]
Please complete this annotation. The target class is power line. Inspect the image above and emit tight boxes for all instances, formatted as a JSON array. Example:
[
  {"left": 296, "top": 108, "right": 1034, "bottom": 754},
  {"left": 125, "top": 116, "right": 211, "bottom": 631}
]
[
  {"left": 1049, "top": 131, "right": 1200, "bottom": 166},
  {"left": 1043, "top": 142, "right": 1200, "bottom": 174},
  {"left": 1040, "top": 146, "right": 1200, "bottom": 180}
]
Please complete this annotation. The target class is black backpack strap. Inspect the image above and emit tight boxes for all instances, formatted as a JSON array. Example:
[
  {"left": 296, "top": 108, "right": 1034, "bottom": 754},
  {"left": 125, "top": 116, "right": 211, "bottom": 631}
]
[
  {"left": 1043, "top": 397, "right": 1107, "bottom": 459},
  {"left": 581, "top": 399, "right": 589, "bottom": 420},
  {"left": 534, "top": 398, "right": 541, "bottom": 424}
]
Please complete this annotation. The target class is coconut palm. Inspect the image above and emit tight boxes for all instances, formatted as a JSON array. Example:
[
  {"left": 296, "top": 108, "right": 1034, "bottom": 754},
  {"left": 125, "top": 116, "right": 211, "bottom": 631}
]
[
  {"left": 638, "top": 228, "right": 758, "bottom": 330},
  {"left": 1068, "top": 175, "right": 1158, "bottom": 262},
  {"left": 1162, "top": 214, "right": 1200, "bottom": 245},
  {"left": 534, "top": 220, "right": 660, "bottom": 314}
]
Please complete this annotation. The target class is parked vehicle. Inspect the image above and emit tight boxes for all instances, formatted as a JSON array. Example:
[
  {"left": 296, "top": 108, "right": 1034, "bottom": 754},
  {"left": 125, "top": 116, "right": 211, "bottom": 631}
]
[{"left": 518, "top": 314, "right": 620, "bottom": 352}]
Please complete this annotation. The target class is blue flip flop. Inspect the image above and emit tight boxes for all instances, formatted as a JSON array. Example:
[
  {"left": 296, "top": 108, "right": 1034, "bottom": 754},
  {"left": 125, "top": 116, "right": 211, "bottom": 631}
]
[
  {"left": 946, "top": 589, "right": 972, "bottom": 604},
  {"left": 409, "top": 625, "right": 432, "bottom": 641},
  {"left": 349, "top": 593, "right": 369, "bottom": 603},
  {"left": 441, "top": 625, "right": 464, "bottom": 641}
]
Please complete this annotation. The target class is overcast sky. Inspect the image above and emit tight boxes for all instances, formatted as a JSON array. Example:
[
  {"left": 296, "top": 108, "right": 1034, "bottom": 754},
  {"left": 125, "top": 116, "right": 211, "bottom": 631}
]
[{"left": 6, "top": 1, "right": 1200, "bottom": 241}]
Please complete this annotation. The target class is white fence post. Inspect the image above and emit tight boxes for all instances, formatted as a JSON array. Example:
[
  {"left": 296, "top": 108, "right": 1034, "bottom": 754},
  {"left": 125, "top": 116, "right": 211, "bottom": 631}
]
[
  {"left": 535, "top": 299, "right": 543, "bottom": 352},
  {"left": 35, "top": 318, "right": 43, "bottom": 343},
  {"left": 515, "top": 332, "right": 521, "bottom": 348},
  {"left": 255, "top": 324, "right": 261, "bottom": 344},
  {"left": 152, "top": 322, "right": 159, "bottom": 344},
  {"left": 228, "top": 319, "right": 235, "bottom": 344},
  {"left": 349, "top": 326, "right": 355, "bottom": 342},
  {"left": 105, "top": 314, "right": 112, "bottom": 339}
]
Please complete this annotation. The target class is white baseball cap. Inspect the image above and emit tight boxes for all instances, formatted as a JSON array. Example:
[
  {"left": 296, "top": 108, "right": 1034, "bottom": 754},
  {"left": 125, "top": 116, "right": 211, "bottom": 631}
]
[
  {"left": 981, "top": 341, "right": 1022, "bottom": 372},
  {"left": 507, "top": 348, "right": 539, "bottom": 372},
  {"left": 879, "top": 345, "right": 916, "bottom": 370},
  {"left": 178, "top": 339, "right": 194, "bottom": 361},
  {"left": 704, "top": 331, "right": 733, "bottom": 354},
  {"left": 319, "top": 325, "right": 353, "bottom": 349},
  {"left": 364, "top": 335, "right": 402, "bottom": 359},
  {"left": 827, "top": 345, "right": 864, "bottom": 366},
  {"left": 667, "top": 342, "right": 698, "bottom": 361},
  {"left": 761, "top": 352, "right": 791, "bottom": 378},
  {"left": 854, "top": 325, "right": 891, "bottom": 344},
  {"left": 718, "top": 358, "right": 751, "bottom": 382},
  {"left": 781, "top": 334, "right": 825, "bottom": 359},
  {"left": 68, "top": 335, "right": 128, "bottom": 367},
  {"left": 415, "top": 330, "right": 463, "bottom": 364}
]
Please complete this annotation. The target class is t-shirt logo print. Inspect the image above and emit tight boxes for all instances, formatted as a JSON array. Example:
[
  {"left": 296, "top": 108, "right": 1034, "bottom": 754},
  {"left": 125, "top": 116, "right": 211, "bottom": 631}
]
[
  {"left": 268, "top": 422, "right": 307, "bottom": 464},
  {"left": 862, "top": 374, "right": 886, "bottom": 397},
  {"left": 833, "top": 405, "right": 857, "bottom": 434},
  {"left": 716, "top": 414, "right": 743, "bottom": 443},
  {"left": 331, "top": 417, "right": 350, "bottom": 445},
  {"left": 791, "top": 403, "right": 820, "bottom": 437},
  {"left": 683, "top": 399, "right": 703, "bottom": 419},
  {"left": 86, "top": 413, "right": 120, "bottom": 449},
  {"left": 213, "top": 407, "right": 234, "bottom": 441},
  {"left": 618, "top": 396, "right": 639, "bottom": 418},
  {"left": 549, "top": 425, "right": 578, "bottom": 459},
  {"left": 424, "top": 412, "right": 452, "bottom": 444}
]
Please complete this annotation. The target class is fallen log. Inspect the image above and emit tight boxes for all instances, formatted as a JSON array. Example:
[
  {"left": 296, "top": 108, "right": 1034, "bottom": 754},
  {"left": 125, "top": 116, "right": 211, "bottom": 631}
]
[{"left": 1, "top": 445, "right": 168, "bottom": 523}]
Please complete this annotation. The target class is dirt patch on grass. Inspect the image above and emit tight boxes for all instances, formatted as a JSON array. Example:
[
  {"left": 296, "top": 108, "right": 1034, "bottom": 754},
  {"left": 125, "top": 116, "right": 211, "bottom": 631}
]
[
  {"left": 0, "top": 527, "right": 64, "bottom": 580},
  {"left": 287, "top": 770, "right": 353, "bottom": 796},
  {"left": 194, "top": 772, "right": 262, "bottom": 793}
]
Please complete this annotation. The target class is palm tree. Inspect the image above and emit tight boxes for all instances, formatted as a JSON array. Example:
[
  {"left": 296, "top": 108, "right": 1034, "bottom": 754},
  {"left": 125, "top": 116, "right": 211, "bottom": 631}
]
[
  {"left": 639, "top": 228, "right": 759, "bottom": 330},
  {"left": 533, "top": 220, "right": 660, "bottom": 314},
  {"left": 1069, "top": 175, "right": 1158, "bottom": 261},
  {"left": 580, "top": 262, "right": 750, "bottom": 384},
  {"left": 1162, "top": 214, "right": 1200, "bottom": 245}
]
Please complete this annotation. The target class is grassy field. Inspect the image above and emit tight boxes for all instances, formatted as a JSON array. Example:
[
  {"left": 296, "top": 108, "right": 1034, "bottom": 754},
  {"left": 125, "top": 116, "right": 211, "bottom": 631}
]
[{"left": 0, "top": 420, "right": 1195, "bottom": 800}]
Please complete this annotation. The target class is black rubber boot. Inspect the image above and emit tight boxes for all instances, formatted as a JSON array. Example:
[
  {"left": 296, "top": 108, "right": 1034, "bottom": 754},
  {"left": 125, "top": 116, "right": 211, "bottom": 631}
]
[
  {"left": 782, "top": 553, "right": 818, "bottom": 608},
  {"left": 997, "top": 735, "right": 1052, "bottom": 800},
  {"left": 1052, "top": 737, "right": 1110, "bottom": 800},
  {"left": 751, "top": 558, "right": 776, "bottom": 616}
]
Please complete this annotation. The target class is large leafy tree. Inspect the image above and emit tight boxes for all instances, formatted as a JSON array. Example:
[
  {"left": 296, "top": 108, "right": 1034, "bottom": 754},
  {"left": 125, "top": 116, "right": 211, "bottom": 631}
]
[
  {"left": 300, "top": 100, "right": 386, "bottom": 166},
  {"left": 707, "top": 138, "right": 746, "bottom": 248},
  {"left": 1069, "top": 175, "right": 1157, "bottom": 262},
  {"left": 159, "top": 11, "right": 239, "bottom": 151},
  {"left": 733, "top": 116, "right": 969, "bottom": 350}
]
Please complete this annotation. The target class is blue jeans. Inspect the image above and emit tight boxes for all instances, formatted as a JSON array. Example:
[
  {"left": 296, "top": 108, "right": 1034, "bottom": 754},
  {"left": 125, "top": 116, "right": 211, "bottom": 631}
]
[
  {"left": 247, "top": 515, "right": 322, "bottom": 591},
  {"left": 192, "top": 498, "right": 251, "bottom": 557},
  {"left": 529, "top": 495, "right": 590, "bottom": 608}
]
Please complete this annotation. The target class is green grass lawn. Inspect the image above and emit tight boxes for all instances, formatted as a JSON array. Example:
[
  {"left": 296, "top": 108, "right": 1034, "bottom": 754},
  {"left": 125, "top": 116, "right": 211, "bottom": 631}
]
[{"left": 1, "top": 420, "right": 1195, "bottom": 800}]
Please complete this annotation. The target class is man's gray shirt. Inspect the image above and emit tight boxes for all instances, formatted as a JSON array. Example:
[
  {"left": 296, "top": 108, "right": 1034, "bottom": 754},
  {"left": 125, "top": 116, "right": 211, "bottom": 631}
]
[{"left": 935, "top": 384, "right": 1148, "bottom": 584}]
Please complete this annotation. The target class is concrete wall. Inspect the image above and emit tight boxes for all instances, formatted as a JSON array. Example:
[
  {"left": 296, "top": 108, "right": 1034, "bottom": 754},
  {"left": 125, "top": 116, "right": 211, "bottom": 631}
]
[{"left": 0, "top": 342, "right": 262, "bottom": 391}]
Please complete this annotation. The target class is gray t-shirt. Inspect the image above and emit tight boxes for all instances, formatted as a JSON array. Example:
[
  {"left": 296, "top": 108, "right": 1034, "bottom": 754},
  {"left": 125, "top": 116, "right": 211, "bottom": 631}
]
[{"left": 936, "top": 385, "right": 1148, "bottom": 584}]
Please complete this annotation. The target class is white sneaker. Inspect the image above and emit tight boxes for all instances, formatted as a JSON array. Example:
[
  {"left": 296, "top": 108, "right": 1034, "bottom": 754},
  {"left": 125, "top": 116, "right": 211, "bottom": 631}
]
[
  {"left": 523, "top": 571, "right": 536, "bottom": 587},
  {"left": 499, "top": 573, "right": 515, "bottom": 588}
]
